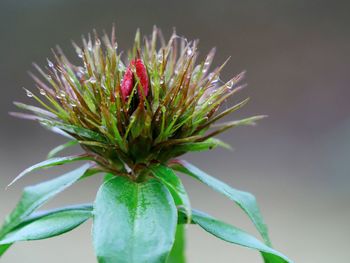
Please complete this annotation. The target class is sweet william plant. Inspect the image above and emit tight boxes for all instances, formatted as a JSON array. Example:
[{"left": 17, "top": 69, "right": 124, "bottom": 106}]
[{"left": 0, "top": 26, "right": 292, "bottom": 263}]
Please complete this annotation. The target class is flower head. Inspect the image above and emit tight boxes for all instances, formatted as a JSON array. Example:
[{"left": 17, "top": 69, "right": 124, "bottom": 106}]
[{"left": 12, "top": 26, "right": 264, "bottom": 179}]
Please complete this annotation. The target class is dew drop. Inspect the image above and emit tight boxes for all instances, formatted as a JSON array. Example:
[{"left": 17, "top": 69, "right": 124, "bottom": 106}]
[
  {"left": 47, "top": 59, "right": 54, "bottom": 68},
  {"left": 39, "top": 89, "right": 46, "bottom": 96},
  {"left": 226, "top": 80, "right": 234, "bottom": 90},
  {"left": 95, "top": 38, "right": 101, "bottom": 46},
  {"left": 157, "top": 53, "right": 163, "bottom": 63},
  {"left": 70, "top": 101, "right": 77, "bottom": 107},
  {"left": 186, "top": 48, "right": 193, "bottom": 56},
  {"left": 26, "top": 90, "right": 33, "bottom": 97},
  {"left": 47, "top": 74, "right": 52, "bottom": 80},
  {"left": 203, "top": 61, "right": 210, "bottom": 73},
  {"left": 59, "top": 91, "right": 66, "bottom": 98},
  {"left": 74, "top": 45, "right": 84, "bottom": 58},
  {"left": 87, "top": 41, "right": 93, "bottom": 51},
  {"left": 87, "top": 77, "right": 96, "bottom": 84},
  {"left": 159, "top": 79, "right": 164, "bottom": 85}
]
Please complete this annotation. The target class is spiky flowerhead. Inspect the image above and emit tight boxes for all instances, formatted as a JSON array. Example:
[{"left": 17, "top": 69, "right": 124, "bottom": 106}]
[{"left": 13, "top": 26, "right": 264, "bottom": 180}]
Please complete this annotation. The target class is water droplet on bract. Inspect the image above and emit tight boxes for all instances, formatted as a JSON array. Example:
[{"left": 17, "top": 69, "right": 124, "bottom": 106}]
[
  {"left": 87, "top": 77, "right": 96, "bottom": 84},
  {"left": 59, "top": 91, "right": 66, "bottom": 98},
  {"left": 47, "top": 59, "right": 54, "bottom": 68},
  {"left": 47, "top": 75, "right": 52, "bottom": 80},
  {"left": 226, "top": 80, "right": 234, "bottom": 90},
  {"left": 74, "top": 44, "right": 84, "bottom": 58},
  {"left": 87, "top": 42, "right": 93, "bottom": 51},
  {"left": 203, "top": 61, "right": 210, "bottom": 73},
  {"left": 70, "top": 102, "right": 77, "bottom": 107},
  {"left": 159, "top": 79, "right": 164, "bottom": 85},
  {"left": 39, "top": 89, "right": 46, "bottom": 96},
  {"left": 186, "top": 48, "right": 193, "bottom": 56},
  {"left": 157, "top": 53, "right": 163, "bottom": 63},
  {"left": 26, "top": 90, "right": 33, "bottom": 97},
  {"left": 95, "top": 38, "right": 101, "bottom": 46},
  {"left": 114, "top": 42, "right": 118, "bottom": 50}
]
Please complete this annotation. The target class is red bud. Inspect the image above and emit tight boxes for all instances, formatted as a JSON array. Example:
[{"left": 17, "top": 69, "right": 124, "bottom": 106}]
[
  {"left": 133, "top": 59, "right": 149, "bottom": 99},
  {"left": 120, "top": 66, "right": 133, "bottom": 101},
  {"left": 120, "top": 59, "right": 149, "bottom": 101}
]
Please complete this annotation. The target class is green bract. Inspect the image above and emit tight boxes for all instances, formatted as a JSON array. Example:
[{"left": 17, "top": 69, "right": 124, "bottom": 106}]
[{"left": 1, "top": 26, "right": 292, "bottom": 262}]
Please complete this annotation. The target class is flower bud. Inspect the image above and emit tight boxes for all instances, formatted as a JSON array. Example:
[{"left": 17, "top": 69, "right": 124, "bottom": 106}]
[
  {"left": 120, "top": 66, "right": 133, "bottom": 101},
  {"left": 120, "top": 59, "right": 149, "bottom": 101},
  {"left": 133, "top": 59, "right": 149, "bottom": 99}
]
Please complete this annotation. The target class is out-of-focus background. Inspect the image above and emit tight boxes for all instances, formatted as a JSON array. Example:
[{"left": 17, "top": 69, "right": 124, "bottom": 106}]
[{"left": 0, "top": 0, "right": 349, "bottom": 262}]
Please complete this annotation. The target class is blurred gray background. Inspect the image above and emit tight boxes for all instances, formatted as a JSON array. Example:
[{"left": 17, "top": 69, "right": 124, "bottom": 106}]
[{"left": 1, "top": 0, "right": 350, "bottom": 262}]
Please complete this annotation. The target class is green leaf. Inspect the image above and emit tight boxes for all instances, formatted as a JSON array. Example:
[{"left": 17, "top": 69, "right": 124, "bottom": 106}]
[
  {"left": 93, "top": 176, "right": 177, "bottom": 263},
  {"left": 160, "top": 138, "right": 231, "bottom": 161},
  {"left": 175, "top": 138, "right": 231, "bottom": 153},
  {"left": 0, "top": 244, "right": 11, "bottom": 257},
  {"left": 52, "top": 122, "right": 107, "bottom": 142},
  {"left": 167, "top": 224, "right": 186, "bottom": 263},
  {"left": 14, "top": 101, "right": 57, "bottom": 119},
  {"left": 0, "top": 164, "right": 91, "bottom": 239},
  {"left": 8, "top": 154, "right": 92, "bottom": 187},
  {"left": 191, "top": 210, "right": 292, "bottom": 263},
  {"left": 47, "top": 140, "right": 79, "bottom": 159},
  {"left": 201, "top": 115, "right": 267, "bottom": 141},
  {"left": 170, "top": 160, "right": 271, "bottom": 245},
  {"left": 0, "top": 205, "right": 92, "bottom": 245},
  {"left": 149, "top": 164, "right": 191, "bottom": 222}
]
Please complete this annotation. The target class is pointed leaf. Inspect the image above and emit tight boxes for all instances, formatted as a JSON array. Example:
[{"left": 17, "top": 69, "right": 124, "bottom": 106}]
[
  {"left": 149, "top": 164, "right": 191, "bottom": 221},
  {"left": 93, "top": 176, "right": 177, "bottom": 263},
  {"left": 0, "top": 164, "right": 91, "bottom": 239},
  {"left": 52, "top": 122, "right": 107, "bottom": 142},
  {"left": 164, "top": 138, "right": 231, "bottom": 160},
  {"left": 8, "top": 155, "right": 92, "bottom": 187},
  {"left": 47, "top": 140, "right": 79, "bottom": 159},
  {"left": 0, "top": 244, "right": 10, "bottom": 257},
  {"left": 167, "top": 224, "right": 186, "bottom": 263},
  {"left": 14, "top": 102, "right": 57, "bottom": 119},
  {"left": 170, "top": 160, "right": 271, "bottom": 245},
  {"left": 192, "top": 210, "right": 292, "bottom": 263},
  {"left": 177, "top": 138, "right": 231, "bottom": 152},
  {"left": 0, "top": 205, "right": 92, "bottom": 245}
]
